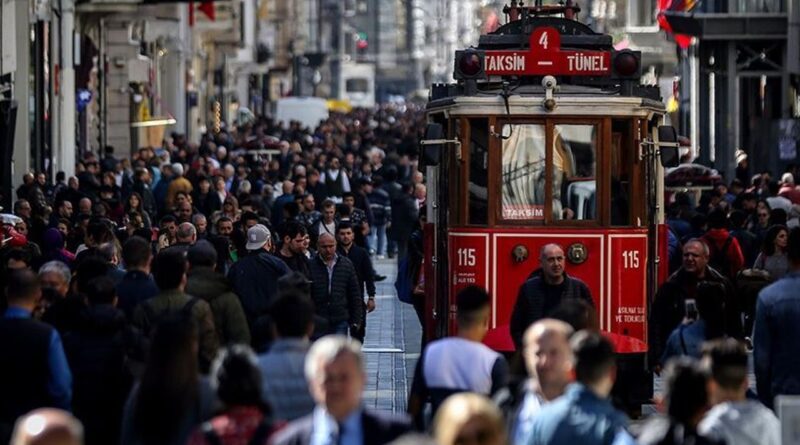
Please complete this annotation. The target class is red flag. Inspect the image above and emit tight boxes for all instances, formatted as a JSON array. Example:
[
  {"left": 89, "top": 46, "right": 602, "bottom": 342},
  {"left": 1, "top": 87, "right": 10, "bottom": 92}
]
[
  {"left": 658, "top": 0, "right": 696, "bottom": 49},
  {"left": 189, "top": 1, "right": 195, "bottom": 26},
  {"left": 199, "top": 1, "right": 215, "bottom": 21}
]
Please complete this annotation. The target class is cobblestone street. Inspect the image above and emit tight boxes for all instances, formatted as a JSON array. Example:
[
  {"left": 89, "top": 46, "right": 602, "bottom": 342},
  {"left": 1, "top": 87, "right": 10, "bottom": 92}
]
[{"left": 361, "top": 258, "right": 421, "bottom": 413}]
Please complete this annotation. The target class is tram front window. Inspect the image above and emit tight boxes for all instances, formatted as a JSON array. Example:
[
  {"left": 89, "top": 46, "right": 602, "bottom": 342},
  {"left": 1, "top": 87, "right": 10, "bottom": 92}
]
[
  {"left": 501, "top": 123, "right": 597, "bottom": 222},
  {"left": 554, "top": 124, "right": 597, "bottom": 221},
  {"left": 501, "top": 124, "right": 546, "bottom": 220}
]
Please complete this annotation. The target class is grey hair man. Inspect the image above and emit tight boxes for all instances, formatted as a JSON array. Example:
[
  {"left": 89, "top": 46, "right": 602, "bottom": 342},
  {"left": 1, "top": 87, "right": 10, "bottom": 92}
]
[
  {"left": 510, "top": 244, "right": 594, "bottom": 349},
  {"left": 38, "top": 261, "right": 72, "bottom": 299},
  {"left": 272, "top": 335, "right": 411, "bottom": 445},
  {"left": 161, "top": 222, "right": 197, "bottom": 257}
]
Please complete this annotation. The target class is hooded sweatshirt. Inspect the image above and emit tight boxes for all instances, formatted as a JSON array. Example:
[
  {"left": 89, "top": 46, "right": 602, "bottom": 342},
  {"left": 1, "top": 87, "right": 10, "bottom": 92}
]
[{"left": 698, "top": 400, "right": 781, "bottom": 445}]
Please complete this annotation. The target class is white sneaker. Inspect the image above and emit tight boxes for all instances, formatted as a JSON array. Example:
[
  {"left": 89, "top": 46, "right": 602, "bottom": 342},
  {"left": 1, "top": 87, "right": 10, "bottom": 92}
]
[{"left": 377, "top": 255, "right": 385, "bottom": 260}]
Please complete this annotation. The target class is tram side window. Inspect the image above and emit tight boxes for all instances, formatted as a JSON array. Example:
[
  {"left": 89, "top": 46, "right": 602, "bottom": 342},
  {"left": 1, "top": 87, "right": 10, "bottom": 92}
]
[
  {"left": 468, "top": 119, "right": 489, "bottom": 225},
  {"left": 554, "top": 124, "right": 597, "bottom": 221},
  {"left": 611, "top": 121, "right": 632, "bottom": 226},
  {"left": 501, "top": 124, "right": 546, "bottom": 221}
]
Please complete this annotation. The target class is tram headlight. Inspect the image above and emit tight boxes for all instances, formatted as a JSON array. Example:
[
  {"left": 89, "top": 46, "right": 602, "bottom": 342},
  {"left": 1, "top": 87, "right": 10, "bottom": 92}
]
[
  {"left": 454, "top": 50, "right": 486, "bottom": 80},
  {"left": 611, "top": 50, "right": 642, "bottom": 80}
]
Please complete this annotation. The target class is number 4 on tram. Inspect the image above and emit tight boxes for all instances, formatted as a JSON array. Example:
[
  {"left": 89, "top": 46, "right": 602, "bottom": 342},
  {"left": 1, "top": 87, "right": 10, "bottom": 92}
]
[{"left": 417, "top": 2, "right": 681, "bottom": 412}]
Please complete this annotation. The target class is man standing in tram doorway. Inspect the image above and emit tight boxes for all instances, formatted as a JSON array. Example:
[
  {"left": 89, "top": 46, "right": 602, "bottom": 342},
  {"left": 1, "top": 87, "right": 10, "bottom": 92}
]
[{"left": 510, "top": 243, "right": 594, "bottom": 349}]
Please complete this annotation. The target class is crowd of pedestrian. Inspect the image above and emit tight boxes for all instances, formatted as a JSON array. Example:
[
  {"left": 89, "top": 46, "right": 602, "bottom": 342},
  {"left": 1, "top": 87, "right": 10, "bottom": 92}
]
[
  {"left": 0, "top": 106, "right": 428, "bottom": 445},
  {"left": 1, "top": 110, "right": 798, "bottom": 445}
]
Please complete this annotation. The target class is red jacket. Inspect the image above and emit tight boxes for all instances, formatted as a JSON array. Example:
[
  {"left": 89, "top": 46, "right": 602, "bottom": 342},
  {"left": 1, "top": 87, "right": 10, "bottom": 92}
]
[
  {"left": 702, "top": 228, "right": 745, "bottom": 279},
  {"left": 2, "top": 225, "right": 27, "bottom": 248}
]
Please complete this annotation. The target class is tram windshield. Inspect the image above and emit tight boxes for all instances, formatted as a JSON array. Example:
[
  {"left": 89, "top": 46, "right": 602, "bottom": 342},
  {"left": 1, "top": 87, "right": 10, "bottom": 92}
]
[{"left": 501, "top": 123, "right": 597, "bottom": 222}]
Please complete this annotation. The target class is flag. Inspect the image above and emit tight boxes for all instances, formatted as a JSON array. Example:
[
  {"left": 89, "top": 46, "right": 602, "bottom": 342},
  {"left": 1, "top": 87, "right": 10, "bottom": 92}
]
[
  {"left": 199, "top": 1, "right": 215, "bottom": 21},
  {"left": 657, "top": 0, "right": 697, "bottom": 49}
]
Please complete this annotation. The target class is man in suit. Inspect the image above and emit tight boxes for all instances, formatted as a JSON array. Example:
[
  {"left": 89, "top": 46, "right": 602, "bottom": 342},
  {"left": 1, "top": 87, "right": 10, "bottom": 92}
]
[{"left": 271, "top": 335, "right": 412, "bottom": 445}]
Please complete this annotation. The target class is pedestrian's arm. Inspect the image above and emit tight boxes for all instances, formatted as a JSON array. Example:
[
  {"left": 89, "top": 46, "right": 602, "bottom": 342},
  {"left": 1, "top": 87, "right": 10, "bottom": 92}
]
[
  {"left": 724, "top": 280, "right": 743, "bottom": 339},
  {"left": 347, "top": 267, "right": 363, "bottom": 329},
  {"left": 753, "top": 297, "right": 772, "bottom": 407},
  {"left": 509, "top": 284, "right": 529, "bottom": 350},
  {"left": 223, "top": 294, "right": 252, "bottom": 346},
  {"left": 197, "top": 303, "right": 220, "bottom": 374},
  {"left": 575, "top": 281, "right": 594, "bottom": 307},
  {"left": 489, "top": 356, "right": 511, "bottom": 396},
  {"left": 407, "top": 352, "right": 428, "bottom": 430},
  {"left": 47, "top": 331, "right": 72, "bottom": 410},
  {"left": 364, "top": 254, "right": 376, "bottom": 299}
]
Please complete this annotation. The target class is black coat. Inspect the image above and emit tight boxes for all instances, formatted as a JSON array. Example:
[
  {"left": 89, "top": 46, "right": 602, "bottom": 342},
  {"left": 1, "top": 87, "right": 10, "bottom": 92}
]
[
  {"left": 648, "top": 267, "right": 741, "bottom": 366},
  {"left": 271, "top": 409, "right": 412, "bottom": 445},
  {"left": 509, "top": 273, "right": 593, "bottom": 349},
  {"left": 228, "top": 252, "right": 290, "bottom": 326},
  {"left": 390, "top": 194, "right": 418, "bottom": 241},
  {"left": 338, "top": 245, "right": 376, "bottom": 299},
  {"left": 308, "top": 254, "right": 363, "bottom": 329},
  {"left": 62, "top": 305, "right": 139, "bottom": 445}
]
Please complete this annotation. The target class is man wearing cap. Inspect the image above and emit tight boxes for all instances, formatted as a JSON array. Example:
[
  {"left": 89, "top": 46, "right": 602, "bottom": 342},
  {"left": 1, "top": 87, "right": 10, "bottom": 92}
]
[
  {"left": 228, "top": 224, "right": 290, "bottom": 350},
  {"left": 165, "top": 162, "right": 193, "bottom": 211}
]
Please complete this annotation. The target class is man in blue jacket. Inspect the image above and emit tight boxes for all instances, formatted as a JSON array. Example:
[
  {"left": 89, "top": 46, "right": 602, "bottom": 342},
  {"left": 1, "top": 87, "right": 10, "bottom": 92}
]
[
  {"left": 0, "top": 270, "right": 72, "bottom": 444},
  {"left": 754, "top": 227, "right": 800, "bottom": 408},
  {"left": 528, "top": 330, "right": 629, "bottom": 445}
]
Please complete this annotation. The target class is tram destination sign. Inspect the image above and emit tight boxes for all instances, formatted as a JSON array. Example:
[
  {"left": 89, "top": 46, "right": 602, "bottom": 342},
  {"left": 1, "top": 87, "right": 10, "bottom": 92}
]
[{"left": 483, "top": 27, "right": 611, "bottom": 76}]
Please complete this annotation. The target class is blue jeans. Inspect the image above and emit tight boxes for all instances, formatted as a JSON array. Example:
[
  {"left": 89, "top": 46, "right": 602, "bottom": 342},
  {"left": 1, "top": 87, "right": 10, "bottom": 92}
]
[{"left": 369, "top": 224, "right": 387, "bottom": 256}]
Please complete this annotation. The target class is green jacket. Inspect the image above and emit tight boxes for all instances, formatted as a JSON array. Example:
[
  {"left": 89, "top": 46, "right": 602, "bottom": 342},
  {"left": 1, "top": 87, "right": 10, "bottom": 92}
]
[
  {"left": 186, "top": 267, "right": 251, "bottom": 346},
  {"left": 132, "top": 289, "right": 219, "bottom": 373}
]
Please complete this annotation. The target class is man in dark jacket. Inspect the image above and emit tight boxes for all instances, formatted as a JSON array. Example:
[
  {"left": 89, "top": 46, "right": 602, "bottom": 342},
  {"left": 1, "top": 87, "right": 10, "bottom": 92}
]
[
  {"left": 186, "top": 240, "right": 251, "bottom": 346},
  {"left": 336, "top": 222, "right": 376, "bottom": 343},
  {"left": 390, "top": 182, "right": 419, "bottom": 260},
  {"left": 116, "top": 236, "right": 159, "bottom": 318},
  {"left": 276, "top": 221, "right": 311, "bottom": 278},
  {"left": 132, "top": 249, "right": 219, "bottom": 373},
  {"left": 308, "top": 233, "right": 363, "bottom": 338},
  {"left": 227, "top": 224, "right": 290, "bottom": 350},
  {"left": 649, "top": 239, "right": 741, "bottom": 370},
  {"left": 510, "top": 243, "right": 594, "bottom": 350},
  {"left": 0, "top": 270, "right": 72, "bottom": 444},
  {"left": 63, "top": 276, "right": 138, "bottom": 445}
]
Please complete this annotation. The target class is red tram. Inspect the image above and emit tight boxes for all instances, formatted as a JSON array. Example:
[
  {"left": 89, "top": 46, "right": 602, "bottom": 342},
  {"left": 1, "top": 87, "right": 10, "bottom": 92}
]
[{"left": 418, "top": 1, "right": 680, "bottom": 408}]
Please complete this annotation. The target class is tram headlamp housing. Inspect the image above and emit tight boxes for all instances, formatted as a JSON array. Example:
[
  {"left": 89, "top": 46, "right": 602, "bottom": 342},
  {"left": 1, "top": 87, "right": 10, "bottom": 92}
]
[
  {"left": 612, "top": 50, "right": 642, "bottom": 80},
  {"left": 454, "top": 50, "right": 486, "bottom": 80}
]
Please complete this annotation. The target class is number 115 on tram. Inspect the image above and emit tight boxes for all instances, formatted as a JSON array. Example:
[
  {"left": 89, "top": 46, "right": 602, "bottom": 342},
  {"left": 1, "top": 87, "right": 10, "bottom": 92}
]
[{"left": 417, "top": 2, "right": 681, "bottom": 408}]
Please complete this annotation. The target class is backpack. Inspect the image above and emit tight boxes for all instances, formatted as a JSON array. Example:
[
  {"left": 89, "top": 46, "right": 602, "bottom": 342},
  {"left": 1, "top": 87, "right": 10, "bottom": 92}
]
[
  {"left": 394, "top": 256, "right": 415, "bottom": 304},
  {"left": 706, "top": 235, "right": 734, "bottom": 278}
]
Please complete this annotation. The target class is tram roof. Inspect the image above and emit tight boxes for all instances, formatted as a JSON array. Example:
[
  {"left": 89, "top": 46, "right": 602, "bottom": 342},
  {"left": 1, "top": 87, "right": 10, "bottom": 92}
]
[{"left": 427, "top": 87, "right": 666, "bottom": 118}]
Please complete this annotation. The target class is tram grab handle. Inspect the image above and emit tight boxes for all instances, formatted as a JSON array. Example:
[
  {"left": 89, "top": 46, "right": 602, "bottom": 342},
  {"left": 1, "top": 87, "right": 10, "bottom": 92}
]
[{"left": 420, "top": 123, "right": 461, "bottom": 166}]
